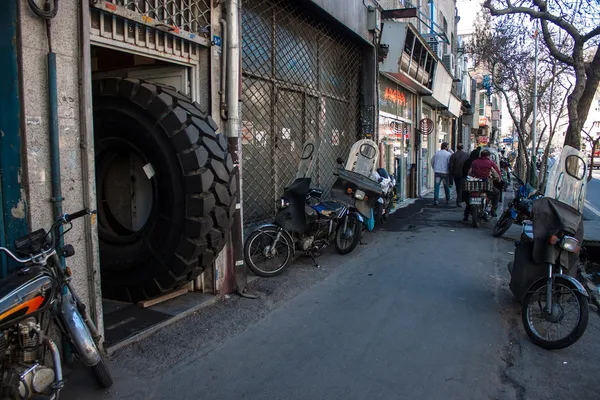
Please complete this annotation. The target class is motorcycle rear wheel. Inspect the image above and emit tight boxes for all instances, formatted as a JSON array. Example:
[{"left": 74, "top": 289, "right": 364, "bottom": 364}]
[
  {"left": 471, "top": 205, "right": 480, "bottom": 228},
  {"left": 335, "top": 214, "right": 362, "bottom": 255},
  {"left": 244, "top": 227, "right": 292, "bottom": 277},
  {"left": 522, "top": 278, "right": 589, "bottom": 350},
  {"left": 493, "top": 211, "right": 513, "bottom": 237}
]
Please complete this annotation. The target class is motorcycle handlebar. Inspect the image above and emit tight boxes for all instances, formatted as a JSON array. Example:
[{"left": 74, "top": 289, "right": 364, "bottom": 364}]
[
  {"left": 0, "top": 246, "right": 54, "bottom": 264},
  {"left": 64, "top": 208, "right": 94, "bottom": 223}
]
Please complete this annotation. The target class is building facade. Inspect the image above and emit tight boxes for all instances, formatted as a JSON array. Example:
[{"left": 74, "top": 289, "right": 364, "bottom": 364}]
[{"left": 0, "top": 0, "right": 380, "bottom": 346}]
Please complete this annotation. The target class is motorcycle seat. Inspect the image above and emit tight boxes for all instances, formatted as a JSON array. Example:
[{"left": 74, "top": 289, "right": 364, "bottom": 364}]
[{"left": 312, "top": 201, "right": 345, "bottom": 216}]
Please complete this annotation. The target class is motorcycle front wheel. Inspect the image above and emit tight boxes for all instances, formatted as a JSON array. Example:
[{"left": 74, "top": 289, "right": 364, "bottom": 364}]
[
  {"left": 335, "top": 214, "right": 362, "bottom": 255},
  {"left": 522, "top": 278, "right": 589, "bottom": 349},
  {"left": 92, "top": 353, "right": 113, "bottom": 388},
  {"left": 244, "top": 227, "right": 292, "bottom": 277},
  {"left": 493, "top": 211, "right": 513, "bottom": 237}
]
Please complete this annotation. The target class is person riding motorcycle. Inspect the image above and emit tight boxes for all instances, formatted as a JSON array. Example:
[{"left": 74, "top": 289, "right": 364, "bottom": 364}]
[{"left": 464, "top": 149, "right": 502, "bottom": 218}]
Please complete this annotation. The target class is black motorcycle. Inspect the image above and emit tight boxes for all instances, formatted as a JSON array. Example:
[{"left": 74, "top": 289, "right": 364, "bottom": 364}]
[
  {"left": 508, "top": 197, "right": 589, "bottom": 349},
  {"left": 244, "top": 140, "right": 365, "bottom": 277},
  {"left": 493, "top": 177, "right": 542, "bottom": 237},
  {"left": 0, "top": 209, "right": 112, "bottom": 399}
]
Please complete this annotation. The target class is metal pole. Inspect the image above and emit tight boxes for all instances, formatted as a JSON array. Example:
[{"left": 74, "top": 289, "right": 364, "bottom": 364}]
[{"left": 531, "top": 28, "right": 539, "bottom": 185}]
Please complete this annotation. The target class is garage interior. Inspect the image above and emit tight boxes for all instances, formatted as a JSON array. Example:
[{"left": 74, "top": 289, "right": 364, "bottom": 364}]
[{"left": 90, "top": 46, "right": 222, "bottom": 348}]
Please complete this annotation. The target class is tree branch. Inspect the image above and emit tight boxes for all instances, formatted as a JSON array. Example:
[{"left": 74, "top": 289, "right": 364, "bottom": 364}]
[
  {"left": 540, "top": 20, "right": 574, "bottom": 66},
  {"left": 483, "top": 0, "right": 582, "bottom": 40},
  {"left": 582, "top": 25, "right": 600, "bottom": 42}
]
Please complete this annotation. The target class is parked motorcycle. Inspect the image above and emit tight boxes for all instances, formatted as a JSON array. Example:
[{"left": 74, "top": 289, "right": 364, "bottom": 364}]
[
  {"left": 493, "top": 177, "right": 543, "bottom": 237},
  {"left": 330, "top": 139, "right": 384, "bottom": 232},
  {"left": 465, "top": 177, "right": 494, "bottom": 228},
  {"left": 508, "top": 146, "right": 590, "bottom": 349},
  {"left": 372, "top": 168, "right": 397, "bottom": 225},
  {"left": 244, "top": 138, "right": 365, "bottom": 277},
  {"left": 0, "top": 209, "right": 112, "bottom": 399}
]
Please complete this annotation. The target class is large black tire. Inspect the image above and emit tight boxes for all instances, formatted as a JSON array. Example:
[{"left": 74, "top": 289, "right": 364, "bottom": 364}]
[
  {"left": 471, "top": 205, "right": 480, "bottom": 228},
  {"left": 493, "top": 211, "right": 513, "bottom": 237},
  {"left": 92, "top": 354, "right": 113, "bottom": 388},
  {"left": 93, "top": 78, "right": 236, "bottom": 302},
  {"left": 335, "top": 214, "right": 362, "bottom": 255},
  {"left": 522, "top": 278, "right": 589, "bottom": 349}
]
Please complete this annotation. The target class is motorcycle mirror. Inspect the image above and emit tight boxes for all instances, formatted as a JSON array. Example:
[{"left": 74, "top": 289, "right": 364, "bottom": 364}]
[
  {"left": 336, "top": 157, "right": 344, "bottom": 165},
  {"left": 61, "top": 244, "right": 75, "bottom": 258}
]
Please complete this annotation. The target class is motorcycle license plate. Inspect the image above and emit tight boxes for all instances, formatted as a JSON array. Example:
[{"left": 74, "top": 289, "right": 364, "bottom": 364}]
[{"left": 470, "top": 197, "right": 482, "bottom": 205}]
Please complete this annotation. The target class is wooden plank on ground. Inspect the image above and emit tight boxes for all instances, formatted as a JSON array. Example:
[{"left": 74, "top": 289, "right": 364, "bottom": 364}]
[{"left": 137, "top": 286, "right": 189, "bottom": 308}]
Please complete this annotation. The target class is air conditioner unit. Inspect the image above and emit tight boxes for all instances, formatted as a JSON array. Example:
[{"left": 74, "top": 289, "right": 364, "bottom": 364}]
[
  {"left": 442, "top": 53, "right": 455, "bottom": 77},
  {"left": 426, "top": 37, "right": 438, "bottom": 57}
]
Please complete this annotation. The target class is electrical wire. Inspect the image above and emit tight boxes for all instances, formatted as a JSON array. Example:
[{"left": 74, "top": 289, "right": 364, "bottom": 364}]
[{"left": 27, "top": 0, "right": 59, "bottom": 20}]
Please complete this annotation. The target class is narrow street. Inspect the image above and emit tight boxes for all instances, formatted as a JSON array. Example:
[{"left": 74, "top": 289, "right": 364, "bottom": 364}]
[
  {"left": 64, "top": 198, "right": 600, "bottom": 400},
  {"left": 584, "top": 170, "right": 600, "bottom": 222}
]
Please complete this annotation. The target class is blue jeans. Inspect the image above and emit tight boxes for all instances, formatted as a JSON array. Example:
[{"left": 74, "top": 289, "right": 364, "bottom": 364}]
[{"left": 434, "top": 173, "right": 451, "bottom": 203}]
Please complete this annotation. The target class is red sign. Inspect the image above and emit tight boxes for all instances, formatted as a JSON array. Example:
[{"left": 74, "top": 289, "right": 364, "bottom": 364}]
[{"left": 384, "top": 87, "right": 407, "bottom": 107}]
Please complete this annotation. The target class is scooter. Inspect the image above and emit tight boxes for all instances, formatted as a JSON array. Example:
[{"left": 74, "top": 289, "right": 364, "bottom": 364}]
[
  {"left": 244, "top": 138, "right": 365, "bottom": 277},
  {"left": 330, "top": 139, "right": 384, "bottom": 233},
  {"left": 508, "top": 146, "right": 590, "bottom": 349},
  {"left": 372, "top": 168, "right": 397, "bottom": 226}
]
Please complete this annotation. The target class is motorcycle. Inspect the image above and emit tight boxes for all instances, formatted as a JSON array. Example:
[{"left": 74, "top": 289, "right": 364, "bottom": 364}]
[
  {"left": 508, "top": 146, "right": 590, "bottom": 349},
  {"left": 372, "top": 168, "right": 397, "bottom": 226},
  {"left": 493, "top": 177, "right": 543, "bottom": 237},
  {"left": 330, "top": 139, "right": 384, "bottom": 232},
  {"left": 244, "top": 138, "right": 366, "bottom": 277},
  {"left": 465, "top": 177, "right": 494, "bottom": 228},
  {"left": 0, "top": 209, "right": 113, "bottom": 399}
]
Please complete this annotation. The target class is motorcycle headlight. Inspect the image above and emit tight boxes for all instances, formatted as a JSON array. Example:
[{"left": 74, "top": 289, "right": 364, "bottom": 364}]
[
  {"left": 277, "top": 198, "right": 290, "bottom": 210},
  {"left": 559, "top": 236, "right": 579, "bottom": 253},
  {"left": 354, "top": 189, "right": 366, "bottom": 200}
]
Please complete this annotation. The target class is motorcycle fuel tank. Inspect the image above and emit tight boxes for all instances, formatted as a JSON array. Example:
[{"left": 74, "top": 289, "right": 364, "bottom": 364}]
[{"left": 0, "top": 266, "right": 55, "bottom": 330}]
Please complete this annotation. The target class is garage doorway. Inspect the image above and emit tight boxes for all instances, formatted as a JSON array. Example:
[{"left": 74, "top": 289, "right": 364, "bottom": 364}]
[{"left": 91, "top": 47, "right": 231, "bottom": 348}]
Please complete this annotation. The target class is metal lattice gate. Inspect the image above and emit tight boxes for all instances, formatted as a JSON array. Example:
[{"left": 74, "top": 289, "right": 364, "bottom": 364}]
[{"left": 241, "top": 0, "right": 363, "bottom": 227}]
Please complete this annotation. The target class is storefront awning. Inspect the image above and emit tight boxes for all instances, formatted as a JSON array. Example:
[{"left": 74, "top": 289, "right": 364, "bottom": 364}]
[
  {"left": 422, "top": 67, "right": 461, "bottom": 118},
  {"left": 379, "top": 22, "right": 437, "bottom": 94}
]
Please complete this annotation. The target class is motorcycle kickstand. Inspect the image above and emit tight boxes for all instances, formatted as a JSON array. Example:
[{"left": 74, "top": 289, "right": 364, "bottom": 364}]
[{"left": 308, "top": 252, "right": 321, "bottom": 268}]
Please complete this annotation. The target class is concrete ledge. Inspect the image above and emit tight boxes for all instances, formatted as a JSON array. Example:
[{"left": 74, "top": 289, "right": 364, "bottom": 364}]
[{"left": 106, "top": 295, "right": 219, "bottom": 356}]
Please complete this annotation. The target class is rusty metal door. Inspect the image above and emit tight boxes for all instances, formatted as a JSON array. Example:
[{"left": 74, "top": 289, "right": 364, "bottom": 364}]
[{"left": 241, "top": 0, "right": 363, "bottom": 227}]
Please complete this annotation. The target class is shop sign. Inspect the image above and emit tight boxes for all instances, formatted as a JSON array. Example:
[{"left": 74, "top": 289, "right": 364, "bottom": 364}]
[
  {"left": 479, "top": 116, "right": 488, "bottom": 127},
  {"left": 383, "top": 87, "right": 407, "bottom": 107},
  {"left": 478, "top": 136, "right": 490, "bottom": 144},
  {"left": 379, "top": 77, "right": 413, "bottom": 120}
]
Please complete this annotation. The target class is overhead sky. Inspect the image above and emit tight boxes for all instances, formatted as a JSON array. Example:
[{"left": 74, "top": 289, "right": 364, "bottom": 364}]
[{"left": 457, "top": 0, "right": 483, "bottom": 36}]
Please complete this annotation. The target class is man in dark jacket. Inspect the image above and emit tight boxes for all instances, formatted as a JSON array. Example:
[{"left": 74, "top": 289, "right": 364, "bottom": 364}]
[{"left": 448, "top": 143, "right": 469, "bottom": 207}]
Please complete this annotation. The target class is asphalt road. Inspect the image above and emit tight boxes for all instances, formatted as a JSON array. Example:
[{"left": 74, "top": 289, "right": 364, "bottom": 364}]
[
  {"left": 64, "top": 200, "right": 600, "bottom": 400},
  {"left": 584, "top": 170, "right": 600, "bottom": 222}
]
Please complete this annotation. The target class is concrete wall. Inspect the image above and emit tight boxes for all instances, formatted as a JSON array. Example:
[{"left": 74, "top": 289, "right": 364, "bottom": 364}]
[
  {"left": 17, "top": 0, "right": 102, "bottom": 328},
  {"left": 309, "top": 0, "right": 377, "bottom": 43}
]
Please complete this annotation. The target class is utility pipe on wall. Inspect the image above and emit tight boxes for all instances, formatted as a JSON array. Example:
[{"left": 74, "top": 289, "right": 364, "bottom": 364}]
[{"left": 224, "top": 0, "right": 251, "bottom": 296}]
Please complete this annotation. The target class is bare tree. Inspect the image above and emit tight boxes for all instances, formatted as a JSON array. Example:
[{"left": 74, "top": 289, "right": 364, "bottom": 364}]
[
  {"left": 467, "top": 14, "right": 569, "bottom": 183},
  {"left": 482, "top": 0, "right": 600, "bottom": 150}
]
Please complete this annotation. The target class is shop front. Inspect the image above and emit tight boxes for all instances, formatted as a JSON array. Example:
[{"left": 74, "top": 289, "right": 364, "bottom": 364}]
[{"left": 378, "top": 76, "right": 416, "bottom": 201}]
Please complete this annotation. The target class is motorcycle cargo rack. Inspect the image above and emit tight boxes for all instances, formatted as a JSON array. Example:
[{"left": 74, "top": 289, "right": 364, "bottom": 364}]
[{"left": 464, "top": 179, "right": 494, "bottom": 192}]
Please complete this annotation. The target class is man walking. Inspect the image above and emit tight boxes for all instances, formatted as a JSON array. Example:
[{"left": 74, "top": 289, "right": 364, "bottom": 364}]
[
  {"left": 448, "top": 143, "right": 469, "bottom": 207},
  {"left": 431, "top": 142, "right": 452, "bottom": 206}
]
